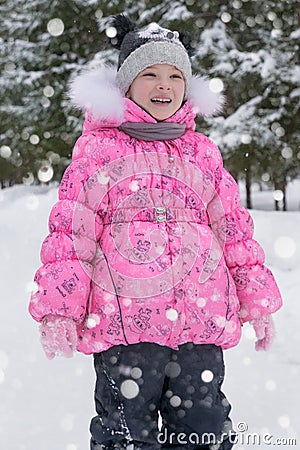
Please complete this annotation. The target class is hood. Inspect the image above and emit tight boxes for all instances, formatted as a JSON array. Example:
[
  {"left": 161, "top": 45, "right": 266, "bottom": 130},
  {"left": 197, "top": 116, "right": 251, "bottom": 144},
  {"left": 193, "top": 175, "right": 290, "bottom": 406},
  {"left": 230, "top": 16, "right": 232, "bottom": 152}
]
[{"left": 68, "top": 65, "right": 225, "bottom": 126}]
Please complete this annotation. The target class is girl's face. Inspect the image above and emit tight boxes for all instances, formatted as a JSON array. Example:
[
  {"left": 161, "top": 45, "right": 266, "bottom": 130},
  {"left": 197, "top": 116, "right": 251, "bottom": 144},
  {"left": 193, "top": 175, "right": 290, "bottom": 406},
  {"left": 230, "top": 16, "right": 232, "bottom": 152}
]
[{"left": 126, "top": 64, "right": 185, "bottom": 121}]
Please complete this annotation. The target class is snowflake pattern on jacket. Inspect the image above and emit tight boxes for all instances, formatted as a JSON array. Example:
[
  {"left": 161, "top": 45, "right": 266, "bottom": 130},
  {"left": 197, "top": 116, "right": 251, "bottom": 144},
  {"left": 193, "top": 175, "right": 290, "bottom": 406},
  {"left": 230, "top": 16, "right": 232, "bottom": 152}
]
[{"left": 29, "top": 69, "right": 282, "bottom": 354}]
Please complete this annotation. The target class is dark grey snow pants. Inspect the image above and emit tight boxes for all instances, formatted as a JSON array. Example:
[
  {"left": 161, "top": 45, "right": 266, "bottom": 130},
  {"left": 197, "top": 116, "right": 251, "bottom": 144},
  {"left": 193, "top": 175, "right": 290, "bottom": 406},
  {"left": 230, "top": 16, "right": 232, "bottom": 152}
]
[{"left": 90, "top": 342, "right": 235, "bottom": 450}]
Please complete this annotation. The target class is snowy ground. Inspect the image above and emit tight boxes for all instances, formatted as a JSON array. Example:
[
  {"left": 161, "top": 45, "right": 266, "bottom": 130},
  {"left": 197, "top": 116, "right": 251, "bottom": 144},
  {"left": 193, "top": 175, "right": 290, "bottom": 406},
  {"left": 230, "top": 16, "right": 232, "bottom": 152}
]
[{"left": 0, "top": 181, "right": 299, "bottom": 450}]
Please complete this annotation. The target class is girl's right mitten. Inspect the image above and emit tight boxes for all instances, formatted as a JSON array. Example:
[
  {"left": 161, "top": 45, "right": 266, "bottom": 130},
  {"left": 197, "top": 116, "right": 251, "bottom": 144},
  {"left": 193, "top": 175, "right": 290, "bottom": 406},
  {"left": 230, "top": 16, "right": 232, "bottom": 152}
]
[{"left": 39, "top": 314, "right": 78, "bottom": 359}]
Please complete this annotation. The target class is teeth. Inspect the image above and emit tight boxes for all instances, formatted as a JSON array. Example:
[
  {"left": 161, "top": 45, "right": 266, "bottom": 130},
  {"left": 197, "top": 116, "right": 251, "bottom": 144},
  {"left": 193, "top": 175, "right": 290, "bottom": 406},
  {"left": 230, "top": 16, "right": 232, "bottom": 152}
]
[{"left": 151, "top": 98, "right": 171, "bottom": 103}]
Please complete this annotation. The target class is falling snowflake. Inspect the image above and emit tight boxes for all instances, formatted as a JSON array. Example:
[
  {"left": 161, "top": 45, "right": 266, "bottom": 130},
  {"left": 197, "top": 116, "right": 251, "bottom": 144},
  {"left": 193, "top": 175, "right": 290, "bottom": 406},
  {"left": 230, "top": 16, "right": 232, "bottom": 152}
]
[
  {"left": 201, "top": 370, "right": 214, "bottom": 383},
  {"left": 47, "top": 18, "right": 64, "bottom": 36},
  {"left": 120, "top": 379, "right": 140, "bottom": 399}
]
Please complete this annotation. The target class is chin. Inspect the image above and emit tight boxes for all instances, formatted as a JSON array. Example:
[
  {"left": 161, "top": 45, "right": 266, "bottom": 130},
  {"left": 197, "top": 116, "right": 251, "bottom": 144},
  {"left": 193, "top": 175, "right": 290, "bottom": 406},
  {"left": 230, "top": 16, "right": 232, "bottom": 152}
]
[
  {"left": 150, "top": 108, "right": 175, "bottom": 121},
  {"left": 152, "top": 114, "right": 168, "bottom": 121}
]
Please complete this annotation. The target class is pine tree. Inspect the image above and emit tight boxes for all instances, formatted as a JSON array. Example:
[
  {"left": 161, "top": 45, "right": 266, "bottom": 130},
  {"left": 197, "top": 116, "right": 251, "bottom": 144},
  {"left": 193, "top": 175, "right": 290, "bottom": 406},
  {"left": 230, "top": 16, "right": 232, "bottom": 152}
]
[
  {"left": 256, "top": 1, "right": 300, "bottom": 210},
  {"left": 0, "top": 0, "right": 101, "bottom": 186},
  {"left": 1, "top": 0, "right": 299, "bottom": 212},
  {"left": 198, "top": 0, "right": 300, "bottom": 209},
  {"left": 98, "top": 0, "right": 300, "bottom": 209}
]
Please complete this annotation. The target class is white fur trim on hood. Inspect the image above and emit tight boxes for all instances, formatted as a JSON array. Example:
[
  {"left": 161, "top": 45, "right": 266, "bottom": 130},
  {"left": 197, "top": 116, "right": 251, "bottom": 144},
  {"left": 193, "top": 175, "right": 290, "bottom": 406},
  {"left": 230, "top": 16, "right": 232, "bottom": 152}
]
[
  {"left": 68, "top": 65, "right": 225, "bottom": 120},
  {"left": 189, "top": 75, "right": 225, "bottom": 117},
  {"left": 68, "top": 66, "right": 126, "bottom": 121}
]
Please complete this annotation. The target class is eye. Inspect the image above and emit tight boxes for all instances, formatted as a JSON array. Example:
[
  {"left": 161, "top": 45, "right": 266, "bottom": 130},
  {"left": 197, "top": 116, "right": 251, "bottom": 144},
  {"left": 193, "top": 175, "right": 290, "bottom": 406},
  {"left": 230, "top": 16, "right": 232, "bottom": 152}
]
[
  {"left": 171, "top": 73, "right": 183, "bottom": 79},
  {"left": 142, "top": 72, "right": 156, "bottom": 77}
]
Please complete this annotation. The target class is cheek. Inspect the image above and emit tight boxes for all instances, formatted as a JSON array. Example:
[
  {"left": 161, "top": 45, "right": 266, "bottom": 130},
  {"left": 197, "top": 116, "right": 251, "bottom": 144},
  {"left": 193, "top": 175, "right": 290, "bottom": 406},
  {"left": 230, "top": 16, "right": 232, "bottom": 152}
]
[
  {"left": 175, "top": 86, "right": 185, "bottom": 105},
  {"left": 128, "top": 84, "right": 146, "bottom": 102},
  {"left": 172, "top": 80, "right": 185, "bottom": 100},
  {"left": 180, "top": 84, "right": 186, "bottom": 100}
]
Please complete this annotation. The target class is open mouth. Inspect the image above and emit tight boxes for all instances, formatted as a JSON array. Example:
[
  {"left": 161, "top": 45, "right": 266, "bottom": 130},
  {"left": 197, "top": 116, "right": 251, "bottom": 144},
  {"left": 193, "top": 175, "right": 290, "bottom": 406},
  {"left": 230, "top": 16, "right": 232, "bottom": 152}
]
[{"left": 151, "top": 98, "right": 172, "bottom": 104}]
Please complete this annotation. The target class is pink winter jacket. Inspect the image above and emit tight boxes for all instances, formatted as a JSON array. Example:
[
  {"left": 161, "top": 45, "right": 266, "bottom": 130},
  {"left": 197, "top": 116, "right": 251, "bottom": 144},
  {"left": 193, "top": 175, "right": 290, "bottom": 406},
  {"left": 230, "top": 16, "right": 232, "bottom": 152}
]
[{"left": 29, "top": 68, "right": 282, "bottom": 354}]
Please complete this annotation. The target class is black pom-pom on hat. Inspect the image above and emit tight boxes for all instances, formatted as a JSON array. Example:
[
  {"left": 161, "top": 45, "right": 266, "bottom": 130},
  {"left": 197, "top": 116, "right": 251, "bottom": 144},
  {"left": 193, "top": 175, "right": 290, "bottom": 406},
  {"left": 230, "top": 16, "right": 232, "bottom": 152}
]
[
  {"left": 109, "top": 13, "right": 193, "bottom": 97},
  {"left": 178, "top": 31, "right": 195, "bottom": 57},
  {"left": 110, "top": 14, "right": 136, "bottom": 49}
]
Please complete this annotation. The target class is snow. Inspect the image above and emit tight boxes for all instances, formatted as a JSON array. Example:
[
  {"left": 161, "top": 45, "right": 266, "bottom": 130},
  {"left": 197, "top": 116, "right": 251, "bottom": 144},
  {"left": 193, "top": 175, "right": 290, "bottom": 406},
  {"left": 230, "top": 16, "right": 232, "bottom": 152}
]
[
  {"left": 0, "top": 182, "right": 299, "bottom": 449},
  {"left": 161, "top": 5, "right": 193, "bottom": 22}
]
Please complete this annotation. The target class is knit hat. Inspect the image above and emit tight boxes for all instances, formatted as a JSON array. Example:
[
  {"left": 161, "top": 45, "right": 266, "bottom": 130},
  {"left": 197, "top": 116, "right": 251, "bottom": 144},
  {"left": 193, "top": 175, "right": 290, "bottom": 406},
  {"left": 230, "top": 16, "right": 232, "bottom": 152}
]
[{"left": 110, "top": 15, "right": 193, "bottom": 97}]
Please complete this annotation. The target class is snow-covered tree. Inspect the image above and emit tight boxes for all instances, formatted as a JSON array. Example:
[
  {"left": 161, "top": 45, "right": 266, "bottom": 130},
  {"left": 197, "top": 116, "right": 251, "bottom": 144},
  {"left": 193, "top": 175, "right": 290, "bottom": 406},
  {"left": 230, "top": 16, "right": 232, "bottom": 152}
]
[
  {"left": 0, "top": 0, "right": 101, "bottom": 186},
  {"left": 1, "top": 0, "right": 299, "bottom": 211},
  {"left": 197, "top": 0, "right": 300, "bottom": 209}
]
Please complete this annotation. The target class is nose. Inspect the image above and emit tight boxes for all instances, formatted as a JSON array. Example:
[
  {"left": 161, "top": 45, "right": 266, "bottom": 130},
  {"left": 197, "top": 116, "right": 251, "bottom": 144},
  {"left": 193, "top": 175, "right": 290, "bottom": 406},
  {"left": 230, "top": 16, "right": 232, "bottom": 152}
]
[{"left": 157, "top": 78, "right": 171, "bottom": 91}]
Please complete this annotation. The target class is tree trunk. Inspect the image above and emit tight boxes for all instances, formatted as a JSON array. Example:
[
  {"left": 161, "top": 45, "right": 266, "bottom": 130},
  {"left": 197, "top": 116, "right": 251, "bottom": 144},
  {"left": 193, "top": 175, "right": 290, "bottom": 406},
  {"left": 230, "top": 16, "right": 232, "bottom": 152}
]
[
  {"left": 274, "top": 178, "right": 287, "bottom": 211},
  {"left": 245, "top": 167, "right": 252, "bottom": 210}
]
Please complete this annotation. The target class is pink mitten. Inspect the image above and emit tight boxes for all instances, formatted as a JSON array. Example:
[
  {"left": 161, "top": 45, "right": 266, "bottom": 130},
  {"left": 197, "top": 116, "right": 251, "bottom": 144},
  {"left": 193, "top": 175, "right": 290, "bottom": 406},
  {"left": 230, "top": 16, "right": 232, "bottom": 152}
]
[
  {"left": 251, "top": 315, "right": 275, "bottom": 351},
  {"left": 39, "top": 315, "right": 78, "bottom": 359}
]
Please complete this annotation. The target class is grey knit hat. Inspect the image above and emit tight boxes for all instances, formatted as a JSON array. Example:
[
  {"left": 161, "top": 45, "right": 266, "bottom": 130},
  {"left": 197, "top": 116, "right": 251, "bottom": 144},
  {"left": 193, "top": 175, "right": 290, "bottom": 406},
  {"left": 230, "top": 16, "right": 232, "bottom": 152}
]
[{"left": 110, "top": 15, "right": 193, "bottom": 97}]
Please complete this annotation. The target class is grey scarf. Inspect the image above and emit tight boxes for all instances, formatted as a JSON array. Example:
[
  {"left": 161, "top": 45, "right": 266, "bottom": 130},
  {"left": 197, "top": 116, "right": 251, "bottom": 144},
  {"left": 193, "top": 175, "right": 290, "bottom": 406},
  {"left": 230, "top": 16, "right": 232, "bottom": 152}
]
[{"left": 118, "top": 121, "right": 186, "bottom": 141}]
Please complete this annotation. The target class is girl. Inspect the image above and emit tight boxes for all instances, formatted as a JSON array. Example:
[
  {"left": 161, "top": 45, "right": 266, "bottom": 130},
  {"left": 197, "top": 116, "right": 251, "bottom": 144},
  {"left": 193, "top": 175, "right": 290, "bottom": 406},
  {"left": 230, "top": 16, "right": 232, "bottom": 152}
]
[{"left": 29, "top": 15, "right": 282, "bottom": 450}]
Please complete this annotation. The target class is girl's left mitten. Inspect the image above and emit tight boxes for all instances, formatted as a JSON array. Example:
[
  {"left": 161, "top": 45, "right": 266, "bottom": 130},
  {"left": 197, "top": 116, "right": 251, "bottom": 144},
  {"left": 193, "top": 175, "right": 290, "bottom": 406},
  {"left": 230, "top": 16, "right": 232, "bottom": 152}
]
[
  {"left": 39, "top": 314, "right": 78, "bottom": 359},
  {"left": 251, "top": 314, "right": 276, "bottom": 351}
]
